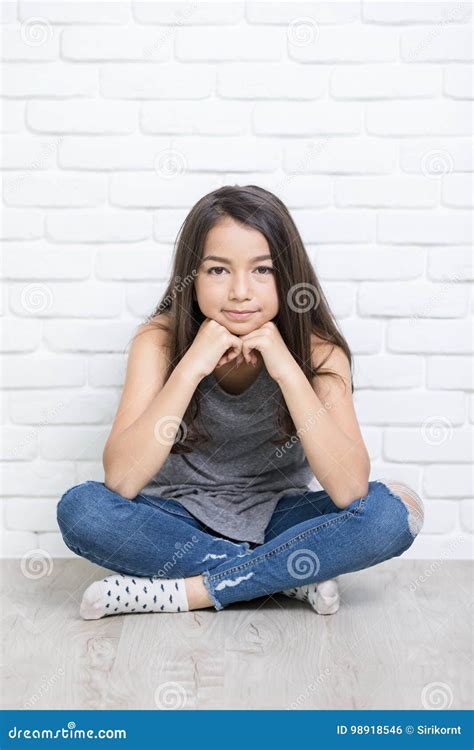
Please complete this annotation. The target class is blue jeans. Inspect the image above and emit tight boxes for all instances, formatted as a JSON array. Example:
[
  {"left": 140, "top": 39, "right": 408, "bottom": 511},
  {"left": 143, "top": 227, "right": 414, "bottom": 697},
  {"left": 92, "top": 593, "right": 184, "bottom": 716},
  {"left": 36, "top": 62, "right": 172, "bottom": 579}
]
[{"left": 56, "top": 479, "right": 421, "bottom": 611}]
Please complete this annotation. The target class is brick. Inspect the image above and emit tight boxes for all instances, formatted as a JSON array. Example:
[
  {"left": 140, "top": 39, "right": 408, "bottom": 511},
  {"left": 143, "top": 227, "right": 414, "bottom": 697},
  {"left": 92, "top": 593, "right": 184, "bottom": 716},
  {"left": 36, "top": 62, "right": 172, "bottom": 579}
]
[
  {"left": 5, "top": 498, "right": 59, "bottom": 532},
  {"left": 141, "top": 100, "right": 251, "bottom": 135},
  {"left": 4, "top": 173, "right": 107, "bottom": 206},
  {"left": 459, "top": 499, "right": 474, "bottom": 532},
  {"left": 253, "top": 101, "right": 362, "bottom": 135},
  {"left": 354, "top": 355, "right": 423, "bottom": 388},
  {"left": 422, "top": 500, "right": 457, "bottom": 534},
  {"left": 388, "top": 319, "right": 473, "bottom": 353},
  {"left": 335, "top": 176, "right": 438, "bottom": 207},
  {"left": 444, "top": 65, "right": 474, "bottom": 98},
  {"left": 46, "top": 210, "right": 151, "bottom": 242},
  {"left": 284, "top": 138, "right": 397, "bottom": 174},
  {"left": 1, "top": 2, "right": 17, "bottom": 23},
  {"left": 1, "top": 135, "right": 63, "bottom": 168},
  {"left": 355, "top": 390, "right": 465, "bottom": 425},
  {"left": 331, "top": 64, "right": 441, "bottom": 99},
  {"left": 2, "top": 62, "right": 97, "bottom": 96},
  {"left": 96, "top": 244, "right": 174, "bottom": 279},
  {"left": 314, "top": 245, "right": 425, "bottom": 280},
  {"left": 367, "top": 101, "right": 472, "bottom": 136},
  {"left": 133, "top": 2, "right": 244, "bottom": 25},
  {"left": 1, "top": 209, "right": 43, "bottom": 239},
  {"left": 126, "top": 282, "right": 172, "bottom": 318},
  {"left": 9, "top": 391, "right": 118, "bottom": 425},
  {"left": 0, "top": 530, "right": 39, "bottom": 557},
  {"left": 401, "top": 25, "right": 473, "bottom": 62},
  {"left": 217, "top": 63, "right": 327, "bottom": 99},
  {"left": 384, "top": 426, "right": 473, "bottom": 462},
  {"left": 2, "top": 426, "right": 37, "bottom": 459},
  {"left": 27, "top": 100, "right": 137, "bottom": 134},
  {"left": 62, "top": 26, "right": 172, "bottom": 60},
  {"left": 2, "top": 356, "right": 86, "bottom": 387},
  {"left": 427, "top": 356, "right": 473, "bottom": 390},
  {"left": 427, "top": 247, "right": 473, "bottom": 281},
  {"left": 88, "top": 356, "right": 126, "bottom": 387},
  {"left": 0, "top": 319, "right": 40, "bottom": 352},
  {"left": 2, "top": 23, "right": 59, "bottom": 60},
  {"left": 424, "top": 464, "right": 473, "bottom": 496},
  {"left": 377, "top": 210, "right": 471, "bottom": 244},
  {"left": 246, "top": 2, "right": 359, "bottom": 24},
  {"left": 338, "top": 319, "right": 384, "bottom": 353},
  {"left": 41, "top": 426, "right": 109, "bottom": 460},
  {"left": 289, "top": 26, "right": 399, "bottom": 62},
  {"left": 1, "top": 101, "right": 25, "bottom": 133},
  {"left": 43, "top": 321, "right": 131, "bottom": 352},
  {"left": 441, "top": 174, "right": 474, "bottom": 207},
  {"left": 358, "top": 281, "right": 468, "bottom": 317},
  {"left": 292, "top": 209, "right": 374, "bottom": 243},
  {"left": 2, "top": 244, "right": 92, "bottom": 278},
  {"left": 0, "top": 461, "right": 76, "bottom": 496},
  {"left": 101, "top": 63, "right": 214, "bottom": 98},
  {"left": 363, "top": 1, "right": 471, "bottom": 24},
  {"left": 110, "top": 173, "right": 226, "bottom": 207},
  {"left": 400, "top": 138, "right": 473, "bottom": 173},
  {"left": 176, "top": 26, "right": 284, "bottom": 61},
  {"left": 9, "top": 281, "right": 123, "bottom": 318},
  {"left": 19, "top": 1, "right": 131, "bottom": 24}
]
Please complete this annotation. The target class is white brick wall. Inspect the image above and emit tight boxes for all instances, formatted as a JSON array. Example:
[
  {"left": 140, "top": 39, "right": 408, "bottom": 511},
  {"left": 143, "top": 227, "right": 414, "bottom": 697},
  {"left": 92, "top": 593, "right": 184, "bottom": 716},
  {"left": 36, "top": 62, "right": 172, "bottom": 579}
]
[{"left": 1, "top": 1, "right": 472, "bottom": 561}]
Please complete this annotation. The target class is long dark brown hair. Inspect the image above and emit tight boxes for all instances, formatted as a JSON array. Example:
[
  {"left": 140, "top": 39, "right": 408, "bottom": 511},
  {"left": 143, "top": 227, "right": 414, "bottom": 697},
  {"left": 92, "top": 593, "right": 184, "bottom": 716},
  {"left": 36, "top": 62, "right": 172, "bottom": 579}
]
[{"left": 131, "top": 185, "right": 354, "bottom": 453}]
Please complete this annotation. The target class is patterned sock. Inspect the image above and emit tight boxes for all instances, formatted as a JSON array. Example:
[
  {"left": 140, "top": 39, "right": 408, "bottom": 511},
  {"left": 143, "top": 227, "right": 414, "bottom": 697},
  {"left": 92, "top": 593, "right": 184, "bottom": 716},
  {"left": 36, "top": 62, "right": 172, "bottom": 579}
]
[
  {"left": 282, "top": 578, "right": 340, "bottom": 615},
  {"left": 79, "top": 573, "right": 189, "bottom": 620}
]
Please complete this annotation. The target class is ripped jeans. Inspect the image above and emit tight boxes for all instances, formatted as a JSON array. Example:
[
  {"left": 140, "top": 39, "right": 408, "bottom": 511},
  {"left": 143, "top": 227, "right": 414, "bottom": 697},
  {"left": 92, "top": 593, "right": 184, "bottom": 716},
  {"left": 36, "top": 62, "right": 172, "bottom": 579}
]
[{"left": 56, "top": 479, "right": 424, "bottom": 611}]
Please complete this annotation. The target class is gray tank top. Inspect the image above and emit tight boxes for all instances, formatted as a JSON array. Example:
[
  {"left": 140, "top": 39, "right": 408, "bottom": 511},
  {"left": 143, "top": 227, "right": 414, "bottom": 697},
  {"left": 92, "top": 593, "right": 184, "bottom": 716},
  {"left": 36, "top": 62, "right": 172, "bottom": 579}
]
[{"left": 141, "top": 365, "right": 317, "bottom": 544}]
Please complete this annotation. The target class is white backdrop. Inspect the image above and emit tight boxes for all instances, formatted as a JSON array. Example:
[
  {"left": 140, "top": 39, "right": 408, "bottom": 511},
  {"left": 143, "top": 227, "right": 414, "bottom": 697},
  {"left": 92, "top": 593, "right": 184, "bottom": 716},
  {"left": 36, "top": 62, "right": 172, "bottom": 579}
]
[{"left": 1, "top": 0, "right": 472, "bottom": 560}]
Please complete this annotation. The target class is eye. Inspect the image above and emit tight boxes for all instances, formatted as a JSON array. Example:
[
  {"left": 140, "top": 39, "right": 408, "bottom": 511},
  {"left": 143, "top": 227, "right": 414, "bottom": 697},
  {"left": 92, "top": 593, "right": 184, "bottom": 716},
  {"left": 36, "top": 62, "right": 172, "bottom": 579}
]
[
  {"left": 206, "top": 266, "right": 274, "bottom": 275},
  {"left": 207, "top": 266, "right": 227, "bottom": 275},
  {"left": 255, "top": 266, "right": 274, "bottom": 274}
]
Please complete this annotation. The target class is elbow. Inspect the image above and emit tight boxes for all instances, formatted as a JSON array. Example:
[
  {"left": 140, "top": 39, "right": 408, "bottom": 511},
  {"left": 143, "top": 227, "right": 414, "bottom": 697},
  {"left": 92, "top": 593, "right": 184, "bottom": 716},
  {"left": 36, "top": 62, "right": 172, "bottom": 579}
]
[
  {"left": 331, "top": 469, "right": 371, "bottom": 511},
  {"left": 103, "top": 473, "right": 137, "bottom": 501}
]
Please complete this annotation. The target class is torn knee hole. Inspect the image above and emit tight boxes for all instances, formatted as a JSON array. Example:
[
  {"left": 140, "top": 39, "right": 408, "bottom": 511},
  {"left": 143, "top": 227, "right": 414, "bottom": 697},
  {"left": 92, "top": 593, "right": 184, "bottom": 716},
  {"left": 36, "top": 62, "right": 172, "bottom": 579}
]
[{"left": 384, "top": 481, "right": 424, "bottom": 535}]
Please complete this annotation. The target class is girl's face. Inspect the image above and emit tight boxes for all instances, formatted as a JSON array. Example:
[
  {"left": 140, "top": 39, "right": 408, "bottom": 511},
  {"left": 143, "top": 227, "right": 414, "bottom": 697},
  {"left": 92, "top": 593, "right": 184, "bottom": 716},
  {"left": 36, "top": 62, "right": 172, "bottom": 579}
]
[{"left": 194, "top": 216, "right": 279, "bottom": 334}]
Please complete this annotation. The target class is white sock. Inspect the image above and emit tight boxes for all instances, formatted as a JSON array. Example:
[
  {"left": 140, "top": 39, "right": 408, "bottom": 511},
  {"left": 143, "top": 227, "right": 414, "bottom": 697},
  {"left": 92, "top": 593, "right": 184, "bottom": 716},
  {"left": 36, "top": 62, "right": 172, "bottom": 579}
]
[
  {"left": 282, "top": 578, "right": 340, "bottom": 615},
  {"left": 79, "top": 573, "right": 189, "bottom": 620}
]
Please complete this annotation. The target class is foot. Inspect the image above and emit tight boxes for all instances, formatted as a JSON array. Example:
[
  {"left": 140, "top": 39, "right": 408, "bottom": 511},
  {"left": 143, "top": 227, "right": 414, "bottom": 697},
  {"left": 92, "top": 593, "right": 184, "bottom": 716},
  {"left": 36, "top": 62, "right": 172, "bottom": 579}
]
[
  {"left": 282, "top": 578, "right": 340, "bottom": 615},
  {"left": 79, "top": 573, "right": 189, "bottom": 620}
]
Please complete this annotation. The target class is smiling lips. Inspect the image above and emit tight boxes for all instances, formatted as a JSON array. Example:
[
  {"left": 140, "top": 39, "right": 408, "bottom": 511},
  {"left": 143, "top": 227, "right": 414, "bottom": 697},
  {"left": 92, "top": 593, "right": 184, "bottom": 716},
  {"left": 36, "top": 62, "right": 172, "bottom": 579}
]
[{"left": 224, "top": 310, "right": 257, "bottom": 319}]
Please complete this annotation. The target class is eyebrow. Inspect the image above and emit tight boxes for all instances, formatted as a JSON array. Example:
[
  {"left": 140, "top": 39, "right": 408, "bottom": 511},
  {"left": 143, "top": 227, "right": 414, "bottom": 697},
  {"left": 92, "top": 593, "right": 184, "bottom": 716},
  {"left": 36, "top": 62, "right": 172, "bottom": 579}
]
[{"left": 201, "top": 254, "right": 273, "bottom": 264}]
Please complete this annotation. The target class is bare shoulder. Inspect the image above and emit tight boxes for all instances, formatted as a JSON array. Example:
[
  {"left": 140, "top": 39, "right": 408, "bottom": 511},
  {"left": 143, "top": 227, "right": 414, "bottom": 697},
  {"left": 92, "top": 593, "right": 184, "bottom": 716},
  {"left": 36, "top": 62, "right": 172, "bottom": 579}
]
[
  {"left": 133, "top": 313, "right": 172, "bottom": 350},
  {"left": 310, "top": 333, "right": 352, "bottom": 392}
]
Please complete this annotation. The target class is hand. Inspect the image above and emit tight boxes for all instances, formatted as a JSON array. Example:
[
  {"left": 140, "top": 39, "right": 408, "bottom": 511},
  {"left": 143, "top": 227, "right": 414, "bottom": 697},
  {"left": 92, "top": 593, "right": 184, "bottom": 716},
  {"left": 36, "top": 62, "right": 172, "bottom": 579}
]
[
  {"left": 183, "top": 318, "right": 243, "bottom": 381},
  {"left": 237, "top": 321, "right": 297, "bottom": 383}
]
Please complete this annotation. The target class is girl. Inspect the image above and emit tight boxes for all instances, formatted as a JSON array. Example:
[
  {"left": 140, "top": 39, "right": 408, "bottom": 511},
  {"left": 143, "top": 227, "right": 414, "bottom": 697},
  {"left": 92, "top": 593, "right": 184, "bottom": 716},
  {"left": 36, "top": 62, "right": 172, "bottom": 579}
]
[{"left": 56, "top": 185, "right": 424, "bottom": 619}]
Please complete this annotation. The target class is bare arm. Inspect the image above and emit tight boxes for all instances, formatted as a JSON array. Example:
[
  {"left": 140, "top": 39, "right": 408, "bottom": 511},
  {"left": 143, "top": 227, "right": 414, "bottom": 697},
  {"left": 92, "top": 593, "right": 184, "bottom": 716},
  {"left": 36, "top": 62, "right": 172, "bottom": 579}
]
[
  {"left": 275, "top": 339, "right": 370, "bottom": 510},
  {"left": 103, "top": 324, "right": 201, "bottom": 500}
]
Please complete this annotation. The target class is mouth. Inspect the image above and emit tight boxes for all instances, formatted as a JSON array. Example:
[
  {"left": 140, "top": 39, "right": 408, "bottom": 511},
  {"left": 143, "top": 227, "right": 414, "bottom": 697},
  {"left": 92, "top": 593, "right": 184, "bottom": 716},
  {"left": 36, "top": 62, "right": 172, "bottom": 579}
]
[{"left": 223, "top": 310, "right": 257, "bottom": 320}]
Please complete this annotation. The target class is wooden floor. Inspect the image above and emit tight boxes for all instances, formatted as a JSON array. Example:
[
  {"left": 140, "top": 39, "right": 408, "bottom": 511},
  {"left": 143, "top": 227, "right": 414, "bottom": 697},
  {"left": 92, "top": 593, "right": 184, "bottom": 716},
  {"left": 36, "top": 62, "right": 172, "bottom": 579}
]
[{"left": 1, "top": 558, "right": 471, "bottom": 710}]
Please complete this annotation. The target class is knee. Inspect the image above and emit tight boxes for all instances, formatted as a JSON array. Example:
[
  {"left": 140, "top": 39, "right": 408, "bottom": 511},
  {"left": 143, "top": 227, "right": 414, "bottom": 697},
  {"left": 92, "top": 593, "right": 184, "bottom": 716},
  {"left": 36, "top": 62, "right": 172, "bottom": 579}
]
[
  {"left": 381, "top": 480, "right": 425, "bottom": 540},
  {"left": 56, "top": 480, "right": 99, "bottom": 547}
]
